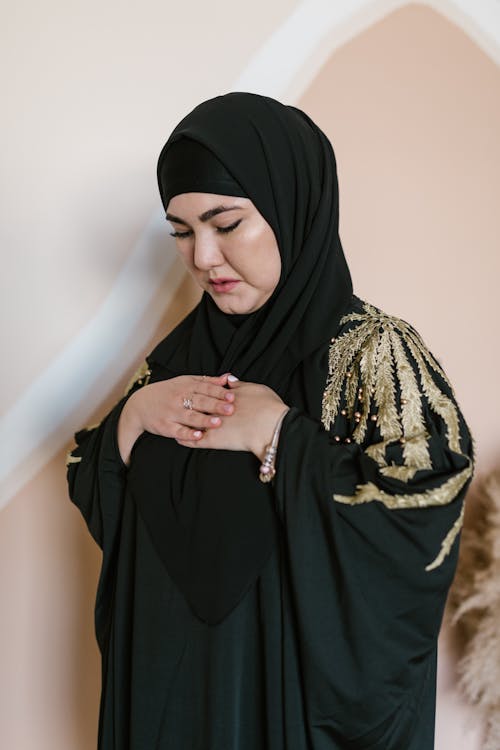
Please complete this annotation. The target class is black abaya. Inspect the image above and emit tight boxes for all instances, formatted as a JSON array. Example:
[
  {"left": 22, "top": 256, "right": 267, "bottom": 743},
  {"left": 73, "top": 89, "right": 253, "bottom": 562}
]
[{"left": 66, "top": 294, "right": 473, "bottom": 749}]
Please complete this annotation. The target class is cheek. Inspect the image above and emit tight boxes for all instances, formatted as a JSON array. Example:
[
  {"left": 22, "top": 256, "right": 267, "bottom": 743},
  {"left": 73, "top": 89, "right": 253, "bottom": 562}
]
[
  {"left": 237, "top": 225, "right": 281, "bottom": 288},
  {"left": 268, "top": 243, "right": 282, "bottom": 285},
  {"left": 256, "top": 235, "right": 281, "bottom": 289}
]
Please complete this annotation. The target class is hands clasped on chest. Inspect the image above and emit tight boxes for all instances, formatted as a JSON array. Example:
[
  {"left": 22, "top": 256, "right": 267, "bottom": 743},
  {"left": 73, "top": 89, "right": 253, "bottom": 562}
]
[{"left": 117, "top": 372, "right": 289, "bottom": 468}]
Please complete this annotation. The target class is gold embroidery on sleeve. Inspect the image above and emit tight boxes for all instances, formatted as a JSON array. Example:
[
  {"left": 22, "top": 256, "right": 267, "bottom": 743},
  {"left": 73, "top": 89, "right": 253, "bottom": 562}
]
[
  {"left": 425, "top": 502, "right": 465, "bottom": 571},
  {"left": 65, "top": 451, "right": 82, "bottom": 466},
  {"left": 379, "top": 465, "right": 418, "bottom": 481},
  {"left": 389, "top": 330, "right": 431, "bottom": 470},
  {"left": 322, "top": 301, "right": 473, "bottom": 570},
  {"left": 373, "top": 327, "right": 401, "bottom": 445},
  {"left": 322, "top": 320, "right": 378, "bottom": 428},
  {"left": 124, "top": 360, "right": 152, "bottom": 396},
  {"left": 352, "top": 331, "right": 378, "bottom": 444},
  {"left": 403, "top": 336, "right": 461, "bottom": 454},
  {"left": 333, "top": 465, "right": 472, "bottom": 510},
  {"left": 405, "top": 326, "right": 453, "bottom": 390}
]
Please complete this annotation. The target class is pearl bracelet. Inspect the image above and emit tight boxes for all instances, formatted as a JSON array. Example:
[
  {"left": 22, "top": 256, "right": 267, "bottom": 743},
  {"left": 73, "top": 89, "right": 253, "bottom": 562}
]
[{"left": 259, "top": 407, "right": 290, "bottom": 483}]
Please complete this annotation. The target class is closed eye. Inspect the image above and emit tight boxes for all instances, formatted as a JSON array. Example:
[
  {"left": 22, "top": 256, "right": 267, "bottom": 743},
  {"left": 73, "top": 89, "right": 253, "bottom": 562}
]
[{"left": 169, "top": 219, "right": 242, "bottom": 239}]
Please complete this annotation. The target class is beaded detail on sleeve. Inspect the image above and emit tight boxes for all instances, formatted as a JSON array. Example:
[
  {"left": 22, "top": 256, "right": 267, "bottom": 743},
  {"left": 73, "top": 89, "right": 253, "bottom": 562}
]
[{"left": 321, "top": 301, "right": 474, "bottom": 571}]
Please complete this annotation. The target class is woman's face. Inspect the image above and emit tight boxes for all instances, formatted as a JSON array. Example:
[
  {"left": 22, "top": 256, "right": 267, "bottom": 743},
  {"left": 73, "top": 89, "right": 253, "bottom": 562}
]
[{"left": 166, "top": 192, "right": 281, "bottom": 314}]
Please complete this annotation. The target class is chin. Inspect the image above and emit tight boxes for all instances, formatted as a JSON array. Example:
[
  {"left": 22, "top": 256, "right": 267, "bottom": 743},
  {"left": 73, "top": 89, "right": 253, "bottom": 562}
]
[
  {"left": 218, "top": 301, "right": 254, "bottom": 314},
  {"left": 209, "top": 292, "right": 259, "bottom": 315}
]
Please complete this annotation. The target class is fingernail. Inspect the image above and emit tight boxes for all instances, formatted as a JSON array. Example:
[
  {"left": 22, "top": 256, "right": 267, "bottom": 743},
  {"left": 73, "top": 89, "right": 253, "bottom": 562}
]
[
  {"left": 227, "top": 374, "right": 239, "bottom": 382},
  {"left": 223, "top": 404, "right": 233, "bottom": 413},
  {"left": 193, "top": 430, "right": 202, "bottom": 438},
  {"left": 224, "top": 392, "right": 234, "bottom": 401},
  {"left": 210, "top": 417, "right": 220, "bottom": 425}
]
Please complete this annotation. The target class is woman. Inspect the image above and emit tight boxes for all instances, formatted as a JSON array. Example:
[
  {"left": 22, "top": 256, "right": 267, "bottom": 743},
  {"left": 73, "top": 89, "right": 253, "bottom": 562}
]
[{"left": 66, "top": 92, "right": 474, "bottom": 749}]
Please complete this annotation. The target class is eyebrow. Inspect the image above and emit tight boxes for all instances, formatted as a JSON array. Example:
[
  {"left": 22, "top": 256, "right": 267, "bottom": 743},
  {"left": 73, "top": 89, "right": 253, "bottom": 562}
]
[{"left": 165, "top": 204, "right": 244, "bottom": 225}]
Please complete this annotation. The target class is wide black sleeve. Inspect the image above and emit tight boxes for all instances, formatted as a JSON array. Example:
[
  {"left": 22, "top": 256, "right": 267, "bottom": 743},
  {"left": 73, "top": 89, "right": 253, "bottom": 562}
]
[
  {"left": 65, "top": 360, "right": 152, "bottom": 550},
  {"left": 273, "top": 302, "right": 474, "bottom": 749}
]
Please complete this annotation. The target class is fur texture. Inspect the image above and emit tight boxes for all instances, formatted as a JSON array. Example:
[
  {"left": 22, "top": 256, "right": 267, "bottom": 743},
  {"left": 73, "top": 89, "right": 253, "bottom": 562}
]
[{"left": 449, "top": 471, "right": 500, "bottom": 750}]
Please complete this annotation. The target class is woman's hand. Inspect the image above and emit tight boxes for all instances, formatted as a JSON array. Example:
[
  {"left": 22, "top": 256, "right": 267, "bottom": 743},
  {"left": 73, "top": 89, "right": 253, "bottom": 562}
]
[
  {"left": 117, "top": 373, "right": 235, "bottom": 466},
  {"left": 175, "top": 377, "right": 289, "bottom": 461}
]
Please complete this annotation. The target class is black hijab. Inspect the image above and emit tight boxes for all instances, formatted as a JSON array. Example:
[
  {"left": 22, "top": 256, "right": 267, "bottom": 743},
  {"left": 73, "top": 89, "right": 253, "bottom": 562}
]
[{"left": 127, "top": 92, "right": 353, "bottom": 625}]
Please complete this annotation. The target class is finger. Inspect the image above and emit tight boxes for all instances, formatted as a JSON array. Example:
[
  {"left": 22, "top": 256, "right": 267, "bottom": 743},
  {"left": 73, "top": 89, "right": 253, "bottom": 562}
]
[
  {"left": 192, "top": 373, "right": 229, "bottom": 385},
  {"left": 176, "top": 429, "right": 215, "bottom": 447},
  {"left": 174, "top": 424, "right": 205, "bottom": 441},
  {"left": 191, "top": 394, "right": 235, "bottom": 416},
  {"left": 180, "top": 410, "right": 225, "bottom": 429},
  {"left": 192, "top": 382, "right": 235, "bottom": 402}
]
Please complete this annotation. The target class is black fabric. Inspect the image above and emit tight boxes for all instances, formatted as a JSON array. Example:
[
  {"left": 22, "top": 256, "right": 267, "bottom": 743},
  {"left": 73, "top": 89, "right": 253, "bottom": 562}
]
[
  {"left": 66, "top": 294, "right": 474, "bottom": 749},
  {"left": 158, "top": 135, "right": 249, "bottom": 208},
  {"left": 126, "top": 91, "right": 353, "bottom": 625}
]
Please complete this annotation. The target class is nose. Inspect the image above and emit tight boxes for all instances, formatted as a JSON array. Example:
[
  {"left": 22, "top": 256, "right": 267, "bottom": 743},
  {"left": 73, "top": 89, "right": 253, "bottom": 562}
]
[{"left": 193, "top": 232, "right": 225, "bottom": 271}]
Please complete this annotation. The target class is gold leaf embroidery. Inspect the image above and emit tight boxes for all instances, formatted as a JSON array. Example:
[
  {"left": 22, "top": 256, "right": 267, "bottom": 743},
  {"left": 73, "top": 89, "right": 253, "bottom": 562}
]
[
  {"left": 389, "top": 330, "right": 431, "bottom": 470},
  {"left": 322, "top": 321, "right": 378, "bottom": 429},
  {"left": 322, "top": 300, "right": 473, "bottom": 570},
  {"left": 373, "top": 327, "right": 401, "bottom": 446},
  {"left": 352, "top": 331, "right": 378, "bottom": 444},
  {"left": 403, "top": 336, "right": 461, "bottom": 454},
  {"left": 345, "top": 359, "right": 360, "bottom": 416},
  {"left": 380, "top": 465, "right": 418, "bottom": 482},
  {"left": 333, "top": 464, "right": 472, "bottom": 510},
  {"left": 405, "top": 326, "right": 453, "bottom": 391},
  {"left": 65, "top": 451, "right": 82, "bottom": 466},
  {"left": 425, "top": 502, "right": 465, "bottom": 571},
  {"left": 124, "top": 360, "right": 152, "bottom": 396}
]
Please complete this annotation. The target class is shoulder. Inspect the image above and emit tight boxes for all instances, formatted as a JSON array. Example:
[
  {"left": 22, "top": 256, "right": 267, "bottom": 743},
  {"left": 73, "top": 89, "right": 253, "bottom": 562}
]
[
  {"left": 328, "top": 297, "right": 450, "bottom": 392},
  {"left": 321, "top": 297, "right": 466, "bottom": 450},
  {"left": 323, "top": 299, "right": 474, "bottom": 574}
]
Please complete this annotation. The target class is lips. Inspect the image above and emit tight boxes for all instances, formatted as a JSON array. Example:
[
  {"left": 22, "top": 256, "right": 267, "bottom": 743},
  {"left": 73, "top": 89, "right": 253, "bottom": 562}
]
[{"left": 209, "top": 278, "right": 241, "bottom": 293}]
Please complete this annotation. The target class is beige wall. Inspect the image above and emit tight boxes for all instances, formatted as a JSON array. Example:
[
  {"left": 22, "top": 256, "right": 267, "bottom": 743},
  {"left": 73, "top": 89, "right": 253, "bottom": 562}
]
[{"left": 2, "top": 1, "right": 498, "bottom": 747}]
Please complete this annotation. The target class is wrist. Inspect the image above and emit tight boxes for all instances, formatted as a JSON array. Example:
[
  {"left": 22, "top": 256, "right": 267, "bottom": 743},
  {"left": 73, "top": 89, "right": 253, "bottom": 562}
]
[
  {"left": 122, "top": 389, "right": 144, "bottom": 433},
  {"left": 117, "top": 392, "right": 144, "bottom": 466},
  {"left": 256, "top": 405, "right": 290, "bottom": 482},
  {"left": 251, "top": 404, "right": 290, "bottom": 462}
]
